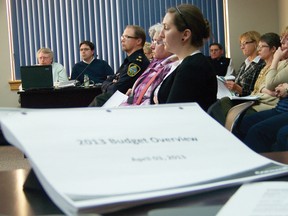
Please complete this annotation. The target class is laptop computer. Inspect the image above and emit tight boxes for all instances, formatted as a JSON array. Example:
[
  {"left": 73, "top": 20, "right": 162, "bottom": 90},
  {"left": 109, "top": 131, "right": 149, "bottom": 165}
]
[{"left": 20, "top": 65, "right": 53, "bottom": 90}]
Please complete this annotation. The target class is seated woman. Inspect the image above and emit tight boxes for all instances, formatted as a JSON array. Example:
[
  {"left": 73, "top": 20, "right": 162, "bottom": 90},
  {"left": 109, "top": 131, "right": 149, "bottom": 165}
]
[
  {"left": 212, "top": 29, "right": 288, "bottom": 125},
  {"left": 225, "top": 31, "right": 265, "bottom": 97},
  {"left": 237, "top": 82, "right": 288, "bottom": 153},
  {"left": 143, "top": 42, "right": 153, "bottom": 62},
  {"left": 243, "top": 27, "right": 288, "bottom": 113},
  {"left": 249, "top": 32, "right": 281, "bottom": 112},
  {"left": 121, "top": 23, "right": 178, "bottom": 106},
  {"left": 150, "top": 4, "right": 217, "bottom": 112},
  {"left": 214, "top": 31, "right": 265, "bottom": 120}
]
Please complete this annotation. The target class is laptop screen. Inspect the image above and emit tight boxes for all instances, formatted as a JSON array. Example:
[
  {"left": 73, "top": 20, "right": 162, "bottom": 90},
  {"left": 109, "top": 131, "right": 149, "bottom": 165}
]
[{"left": 20, "top": 65, "right": 53, "bottom": 90}]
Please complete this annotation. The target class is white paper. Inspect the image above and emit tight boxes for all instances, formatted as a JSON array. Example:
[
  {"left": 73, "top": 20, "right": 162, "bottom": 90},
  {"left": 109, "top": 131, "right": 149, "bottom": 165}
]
[
  {"left": 56, "top": 80, "right": 78, "bottom": 88},
  {"left": 1, "top": 103, "right": 288, "bottom": 215},
  {"left": 231, "top": 95, "right": 260, "bottom": 100},
  {"left": 217, "top": 76, "right": 235, "bottom": 99},
  {"left": 102, "top": 90, "right": 128, "bottom": 108},
  {"left": 217, "top": 77, "right": 259, "bottom": 101},
  {"left": 217, "top": 75, "right": 235, "bottom": 82},
  {"left": 217, "top": 182, "right": 288, "bottom": 216}
]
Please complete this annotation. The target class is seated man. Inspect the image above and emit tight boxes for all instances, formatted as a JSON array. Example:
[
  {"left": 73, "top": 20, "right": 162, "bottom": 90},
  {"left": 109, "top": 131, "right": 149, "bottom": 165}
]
[
  {"left": 207, "top": 42, "right": 234, "bottom": 76},
  {"left": 90, "top": 25, "right": 150, "bottom": 106},
  {"left": 19, "top": 47, "right": 68, "bottom": 91},
  {"left": 71, "top": 41, "right": 114, "bottom": 84},
  {"left": 37, "top": 47, "right": 68, "bottom": 83}
]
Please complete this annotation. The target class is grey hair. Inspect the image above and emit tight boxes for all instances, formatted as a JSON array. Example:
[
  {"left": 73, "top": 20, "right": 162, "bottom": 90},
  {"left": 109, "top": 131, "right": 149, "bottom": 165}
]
[
  {"left": 148, "top": 23, "right": 163, "bottom": 39},
  {"left": 37, "top": 47, "right": 54, "bottom": 60}
]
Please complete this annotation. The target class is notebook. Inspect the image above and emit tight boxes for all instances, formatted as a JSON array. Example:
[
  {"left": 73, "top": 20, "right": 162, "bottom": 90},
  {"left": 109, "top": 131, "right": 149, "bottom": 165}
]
[{"left": 20, "top": 65, "right": 53, "bottom": 90}]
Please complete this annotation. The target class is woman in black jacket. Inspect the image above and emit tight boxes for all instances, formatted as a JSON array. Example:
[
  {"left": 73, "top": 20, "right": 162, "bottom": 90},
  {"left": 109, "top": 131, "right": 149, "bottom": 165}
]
[{"left": 151, "top": 4, "right": 217, "bottom": 112}]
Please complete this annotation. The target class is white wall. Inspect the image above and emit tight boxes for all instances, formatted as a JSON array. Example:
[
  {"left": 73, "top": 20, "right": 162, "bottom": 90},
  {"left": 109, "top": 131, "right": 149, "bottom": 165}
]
[
  {"left": 278, "top": 0, "right": 288, "bottom": 31},
  {"left": 227, "top": 0, "right": 279, "bottom": 71},
  {"left": 0, "top": 1, "right": 19, "bottom": 107}
]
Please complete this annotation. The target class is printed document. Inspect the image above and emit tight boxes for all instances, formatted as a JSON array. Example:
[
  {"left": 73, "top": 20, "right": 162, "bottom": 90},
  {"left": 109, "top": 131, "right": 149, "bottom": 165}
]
[
  {"left": 217, "top": 76, "right": 259, "bottom": 100},
  {"left": 217, "top": 181, "right": 288, "bottom": 216},
  {"left": 102, "top": 90, "right": 128, "bottom": 108},
  {"left": 1, "top": 103, "right": 288, "bottom": 215}
]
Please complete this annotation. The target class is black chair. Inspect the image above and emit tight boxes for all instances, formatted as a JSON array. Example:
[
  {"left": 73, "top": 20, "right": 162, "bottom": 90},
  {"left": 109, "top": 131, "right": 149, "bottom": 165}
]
[
  {"left": 207, "top": 99, "right": 226, "bottom": 126},
  {"left": 208, "top": 100, "right": 255, "bottom": 132},
  {"left": 207, "top": 100, "right": 226, "bottom": 126}
]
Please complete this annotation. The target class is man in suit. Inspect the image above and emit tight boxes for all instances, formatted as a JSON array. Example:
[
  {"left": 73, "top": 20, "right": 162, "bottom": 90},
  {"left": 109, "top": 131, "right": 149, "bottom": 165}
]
[{"left": 207, "top": 43, "right": 235, "bottom": 76}]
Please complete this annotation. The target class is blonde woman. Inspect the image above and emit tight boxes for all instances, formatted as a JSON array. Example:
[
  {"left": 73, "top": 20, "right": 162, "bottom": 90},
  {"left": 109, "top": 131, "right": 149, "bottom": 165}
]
[{"left": 225, "top": 31, "right": 265, "bottom": 96}]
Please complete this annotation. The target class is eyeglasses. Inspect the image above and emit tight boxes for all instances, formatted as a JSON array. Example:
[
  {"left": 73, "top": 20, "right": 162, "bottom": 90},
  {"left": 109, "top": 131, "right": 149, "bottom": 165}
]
[
  {"left": 80, "top": 48, "right": 91, "bottom": 51},
  {"left": 152, "top": 40, "right": 164, "bottom": 46},
  {"left": 257, "top": 45, "right": 270, "bottom": 50},
  {"left": 175, "top": 6, "right": 190, "bottom": 30},
  {"left": 240, "top": 41, "right": 254, "bottom": 47},
  {"left": 121, "top": 35, "right": 138, "bottom": 40}
]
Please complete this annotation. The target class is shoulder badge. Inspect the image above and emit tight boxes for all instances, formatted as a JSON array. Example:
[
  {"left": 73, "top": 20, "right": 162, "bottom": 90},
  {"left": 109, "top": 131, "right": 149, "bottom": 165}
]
[
  {"left": 136, "top": 55, "right": 143, "bottom": 62},
  {"left": 127, "top": 63, "right": 141, "bottom": 77}
]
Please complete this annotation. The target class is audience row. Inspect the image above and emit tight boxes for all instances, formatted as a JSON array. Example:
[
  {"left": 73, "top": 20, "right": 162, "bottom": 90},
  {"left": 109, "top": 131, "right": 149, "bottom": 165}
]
[
  {"left": 211, "top": 26, "right": 288, "bottom": 153},
  {"left": 22, "top": 3, "right": 288, "bottom": 153}
]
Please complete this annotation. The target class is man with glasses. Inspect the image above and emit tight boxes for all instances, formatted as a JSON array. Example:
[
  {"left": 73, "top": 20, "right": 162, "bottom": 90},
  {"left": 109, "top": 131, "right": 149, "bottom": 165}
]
[
  {"left": 37, "top": 47, "right": 69, "bottom": 83},
  {"left": 90, "top": 25, "right": 150, "bottom": 106},
  {"left": 120, "top": 23, "right": 177, "bottom": 106},
  {"left": 18, "top": 47, "right": 69, "bottom": 91},
  {"left": 71, "top": 40, "right": 114, "bottom": 84}
]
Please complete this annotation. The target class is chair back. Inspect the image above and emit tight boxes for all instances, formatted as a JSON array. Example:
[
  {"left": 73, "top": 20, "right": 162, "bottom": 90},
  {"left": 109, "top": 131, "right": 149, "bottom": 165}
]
[
  {"left": 207, "top": 99, "right": 226, "bottom": 126},
  {"left": 225, "top": 101, "right": 255, "bottom": 132}
]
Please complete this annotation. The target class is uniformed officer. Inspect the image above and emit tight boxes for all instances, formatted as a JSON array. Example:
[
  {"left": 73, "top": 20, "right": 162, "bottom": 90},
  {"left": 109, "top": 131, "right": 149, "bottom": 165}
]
[{"left": 90, "top": 25, "right": 150, "bottom": 106}]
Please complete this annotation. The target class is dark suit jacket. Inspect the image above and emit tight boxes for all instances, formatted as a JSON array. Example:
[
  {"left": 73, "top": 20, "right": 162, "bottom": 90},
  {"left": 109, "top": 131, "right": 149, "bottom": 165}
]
[
  {"left": 154, "top": 53, "right": 217, "bottom": 111},
  {"left": 207, "top": 56, "right": 231, "bottom": 76}
]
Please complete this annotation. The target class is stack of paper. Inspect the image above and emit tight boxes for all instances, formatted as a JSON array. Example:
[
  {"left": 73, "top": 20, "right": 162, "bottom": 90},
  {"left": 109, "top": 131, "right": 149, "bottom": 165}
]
[
  {"left": 55, "top": 80, "right": 79, "bottom": 89},
  {"left": 1, "top": 103, "right": 287, "bottom": 215}
]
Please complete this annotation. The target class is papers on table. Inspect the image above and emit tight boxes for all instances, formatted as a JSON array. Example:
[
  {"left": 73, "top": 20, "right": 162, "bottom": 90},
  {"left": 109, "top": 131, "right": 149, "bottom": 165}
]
[
  {"left": 1, "top": 103, "right": 288, "bottom": 215},
  {"left": 217, "top": 76, "right": 259, "bottom": 100},
  {"left": 217, "top": 182, "right": 288, "bottom": 216},
  {"left": 55, "top": 80, "right": 79, "bottom": 88}
]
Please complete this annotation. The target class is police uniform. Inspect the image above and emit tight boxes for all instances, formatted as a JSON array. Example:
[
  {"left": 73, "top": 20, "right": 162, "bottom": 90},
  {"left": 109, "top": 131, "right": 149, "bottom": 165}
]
[
  {"left": 102, "top": 49, "right": 150, "bottom": 94},
  {"left": 90, "top": 49, "right": 150, "bottom": 107}
]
